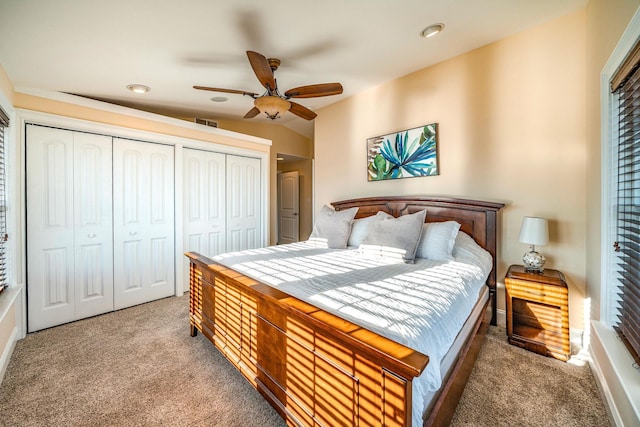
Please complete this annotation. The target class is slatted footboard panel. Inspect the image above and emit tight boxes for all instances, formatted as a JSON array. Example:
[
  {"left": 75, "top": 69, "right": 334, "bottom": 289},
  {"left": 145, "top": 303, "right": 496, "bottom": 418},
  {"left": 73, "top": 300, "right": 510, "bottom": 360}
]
[{"left": 187, "top": 252, "right": 429, "bottom": 427}]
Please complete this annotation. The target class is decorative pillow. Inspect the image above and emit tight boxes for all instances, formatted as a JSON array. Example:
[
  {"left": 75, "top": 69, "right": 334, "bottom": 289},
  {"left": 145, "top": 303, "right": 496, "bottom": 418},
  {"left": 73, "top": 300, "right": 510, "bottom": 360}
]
[
  {"left": 415, "top": 221, "right": 461, "bottom": 261},
  {"left": 359, "top": 210, "right": 427, "bottom": 263},
  {"left": 308, "top": 205, "right": 359, "bottom": 249},
  {"left": 347, "top": 215, "right": 375, "bottom": 247}
]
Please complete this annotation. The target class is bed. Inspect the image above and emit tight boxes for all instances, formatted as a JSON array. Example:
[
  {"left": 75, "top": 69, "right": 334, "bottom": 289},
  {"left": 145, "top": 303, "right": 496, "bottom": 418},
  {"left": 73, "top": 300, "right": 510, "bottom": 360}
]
[{"left": 187, "top": 196, "right": 504, "bottom": 426}]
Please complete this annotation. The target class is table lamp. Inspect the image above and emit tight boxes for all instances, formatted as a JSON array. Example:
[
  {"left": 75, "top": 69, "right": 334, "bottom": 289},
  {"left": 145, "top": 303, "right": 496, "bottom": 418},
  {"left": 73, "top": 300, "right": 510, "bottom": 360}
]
[{"left": 518, "top": 216, "right": 549, "bottom": 273}]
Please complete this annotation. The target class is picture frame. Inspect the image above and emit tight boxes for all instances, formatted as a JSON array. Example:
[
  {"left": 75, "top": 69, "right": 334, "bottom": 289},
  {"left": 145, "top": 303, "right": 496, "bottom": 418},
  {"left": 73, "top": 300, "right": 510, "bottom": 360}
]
[{"left": 366, "top": 123, "right": 438, "bottom": 181}]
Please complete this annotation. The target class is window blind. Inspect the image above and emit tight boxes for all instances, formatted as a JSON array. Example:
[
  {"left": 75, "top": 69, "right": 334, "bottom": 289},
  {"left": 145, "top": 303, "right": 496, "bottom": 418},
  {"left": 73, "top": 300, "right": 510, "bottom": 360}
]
[
  {"left": 0, "top": 107, "right": 8, "bottom": 296},
  {"left": 612, "top": 52, "right": 640, "bottom": 366}
]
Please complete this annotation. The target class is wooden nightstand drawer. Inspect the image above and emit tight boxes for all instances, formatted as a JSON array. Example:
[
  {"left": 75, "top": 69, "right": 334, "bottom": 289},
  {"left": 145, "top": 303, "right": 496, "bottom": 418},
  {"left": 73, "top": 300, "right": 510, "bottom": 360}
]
[
  {"left": 506, "top": 280, "right": 568, "bottom": 306},
  {"left": 505, "top": 265, "right": 570, "bottom": 361}
]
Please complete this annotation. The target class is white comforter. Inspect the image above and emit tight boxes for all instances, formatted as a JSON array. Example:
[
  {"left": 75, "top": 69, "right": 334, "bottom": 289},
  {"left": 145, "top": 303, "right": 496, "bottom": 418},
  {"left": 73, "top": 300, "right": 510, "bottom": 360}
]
[{"left": 213, "top": 237, "right": 492, "bottom": 425}]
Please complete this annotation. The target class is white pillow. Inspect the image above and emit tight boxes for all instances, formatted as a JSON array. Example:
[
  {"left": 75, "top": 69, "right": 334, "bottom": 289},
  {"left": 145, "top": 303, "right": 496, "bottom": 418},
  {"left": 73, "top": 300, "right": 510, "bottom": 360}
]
[
  {"left": 347, "top": 215, "right": 375, "bottom": 247},
  {"left": 308, "top": 205, "right": 358, "bottom": 249},
  {"left": 415, "top": 221, "right": 461, "bottom": 261},
  {"left": 452, "top": 231, "right": 494, "bottom": 275},
  {"left": 359, "top": 210, "right": 427, "bottom": 263}
]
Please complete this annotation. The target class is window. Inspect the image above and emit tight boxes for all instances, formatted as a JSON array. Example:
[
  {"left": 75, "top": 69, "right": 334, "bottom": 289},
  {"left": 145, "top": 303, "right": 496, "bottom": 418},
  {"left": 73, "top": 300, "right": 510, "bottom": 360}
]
[
  {"left": 0, "top": 106, "right": 7, "bottom": 295},
  {"left": 610, "top": 39, "right": 640, "bottom": 366}
]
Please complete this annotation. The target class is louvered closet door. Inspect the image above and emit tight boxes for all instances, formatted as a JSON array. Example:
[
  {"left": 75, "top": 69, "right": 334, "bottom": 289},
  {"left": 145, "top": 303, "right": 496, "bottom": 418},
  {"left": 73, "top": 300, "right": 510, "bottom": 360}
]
[
  {"left": 113, "top": 139, "right": 175, "bottom": 310},
  {"left": 183, "top": 149, "right": 226, "bottom": 282},
  {"left": 226, "top": 155, "right": 261, "bottom": 251},
  {"left": 26, "top": 125, "right": 113, "bottom": 332}
]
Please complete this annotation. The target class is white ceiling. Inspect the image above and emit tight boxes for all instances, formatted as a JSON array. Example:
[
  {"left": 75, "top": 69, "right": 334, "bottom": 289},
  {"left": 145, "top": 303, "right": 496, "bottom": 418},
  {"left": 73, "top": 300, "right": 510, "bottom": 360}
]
[{"left": 0, "top": 0, "right": 586, "bottom": 137}]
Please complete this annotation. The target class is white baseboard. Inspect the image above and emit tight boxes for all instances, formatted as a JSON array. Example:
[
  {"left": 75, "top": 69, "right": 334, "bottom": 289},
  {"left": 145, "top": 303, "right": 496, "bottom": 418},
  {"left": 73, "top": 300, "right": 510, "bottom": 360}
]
[{"left": 496, "top": 308, "right": 507, "bottom": 327}]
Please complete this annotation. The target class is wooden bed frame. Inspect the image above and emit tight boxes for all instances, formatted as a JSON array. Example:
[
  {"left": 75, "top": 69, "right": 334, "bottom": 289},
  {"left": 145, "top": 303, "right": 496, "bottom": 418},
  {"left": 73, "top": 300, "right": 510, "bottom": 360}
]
[{"left": 187, "top": 196, "right": 504, "bottom": 426}]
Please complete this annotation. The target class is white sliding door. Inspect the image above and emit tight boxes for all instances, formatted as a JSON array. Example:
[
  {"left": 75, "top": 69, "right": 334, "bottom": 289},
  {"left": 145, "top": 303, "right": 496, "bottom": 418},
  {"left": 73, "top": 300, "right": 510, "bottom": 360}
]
[
  {"left": 73, "top": 132, "right": 114, "bottom": 319},
  {"left": 27, "top": 125, "right": 113, "bottom": 331},
  {"left": 226, "top": 155, "right": 261, "bottom": 251},
  {"left": 113, "top": 139, "right": 175, "bottom": 310},
  {"left": 183, "top": 149, "right": 226, "bottom": 283}
]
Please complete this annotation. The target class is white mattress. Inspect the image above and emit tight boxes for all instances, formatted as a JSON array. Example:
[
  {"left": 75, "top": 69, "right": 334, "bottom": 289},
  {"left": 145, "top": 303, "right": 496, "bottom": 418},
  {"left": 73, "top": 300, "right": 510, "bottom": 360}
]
[{"left": 214, "top": 239, "right": 492, "bottom": 426}]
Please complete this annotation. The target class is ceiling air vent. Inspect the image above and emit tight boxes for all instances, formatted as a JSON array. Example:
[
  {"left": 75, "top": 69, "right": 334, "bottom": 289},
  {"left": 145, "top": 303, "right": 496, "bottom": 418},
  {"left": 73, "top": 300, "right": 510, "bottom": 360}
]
[{"left": 194, "top": 118, "right": 218, "bottom": 128}]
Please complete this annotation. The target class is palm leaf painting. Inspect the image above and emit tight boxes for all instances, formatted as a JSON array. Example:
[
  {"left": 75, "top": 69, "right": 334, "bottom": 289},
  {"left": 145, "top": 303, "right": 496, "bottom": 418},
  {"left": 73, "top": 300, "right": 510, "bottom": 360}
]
[{"left": 367, "top": 123, "right": 438, "bottom": 181}]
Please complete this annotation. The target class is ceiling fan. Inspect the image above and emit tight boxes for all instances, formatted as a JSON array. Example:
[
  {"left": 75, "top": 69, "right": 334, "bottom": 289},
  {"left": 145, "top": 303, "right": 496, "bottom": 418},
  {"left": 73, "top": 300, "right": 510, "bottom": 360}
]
[{"left": 194, "top": 51, "right": 343, "bottom": 121}]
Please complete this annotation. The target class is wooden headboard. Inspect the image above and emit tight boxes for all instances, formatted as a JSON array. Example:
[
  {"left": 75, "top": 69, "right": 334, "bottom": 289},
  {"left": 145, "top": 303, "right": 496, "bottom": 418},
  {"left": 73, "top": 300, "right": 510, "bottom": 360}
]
[{"left": 332, "top": 196, "right": 505, "bottom": 325}]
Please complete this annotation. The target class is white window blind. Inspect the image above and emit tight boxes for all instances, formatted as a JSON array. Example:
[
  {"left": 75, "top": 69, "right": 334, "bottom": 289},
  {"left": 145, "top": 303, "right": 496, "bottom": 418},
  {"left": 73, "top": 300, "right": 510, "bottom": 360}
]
[
  {"left": 0, "top": 107, "right": 8, "bottom": 295},
  {"left": 611, "top": 41, "right": 640, "bottom": 366}
]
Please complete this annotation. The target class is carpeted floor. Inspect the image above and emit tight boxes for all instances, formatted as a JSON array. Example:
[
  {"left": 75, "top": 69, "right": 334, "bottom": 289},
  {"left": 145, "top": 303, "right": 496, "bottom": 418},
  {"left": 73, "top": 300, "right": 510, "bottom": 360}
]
[{"left": 0, "top": 296, "right": 610, "bottom": 426}]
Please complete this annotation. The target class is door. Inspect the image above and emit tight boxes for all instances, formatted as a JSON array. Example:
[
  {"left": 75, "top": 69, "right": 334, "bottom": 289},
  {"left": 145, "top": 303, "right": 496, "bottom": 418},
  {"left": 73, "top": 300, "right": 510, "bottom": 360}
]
[
  {"left": 73, "top": 132, "right": 114, "bottom": 319},
  {"left": 183, "top": 148, "right": 226, "bottom": 283},
  {"left": 278, "top": 171, "right": 299, "bottom": 244},
  {"left": 113, "top": 138, "right": 175, "bottom": 309},
  {"left": 226, "top": 155, "right": 261, "bottom": 251},
  {"left": 26, "top": 125, "right": 113, "bottom": 331}
]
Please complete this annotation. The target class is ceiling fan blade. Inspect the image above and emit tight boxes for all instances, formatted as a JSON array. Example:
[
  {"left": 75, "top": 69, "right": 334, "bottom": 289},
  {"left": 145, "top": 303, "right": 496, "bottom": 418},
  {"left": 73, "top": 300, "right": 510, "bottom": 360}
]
[
  {"left": 247, "top": 51, "right": 276, "bottom": 92},
  {"left": 289, "top": 102, "right": 317, "bottom": 120},
  {"left": 193, "top": 86, "right": 259, "bottom": 97},
  {"left": 284, "top": 83, "right": 343, "bottom": 99},
  {"left": 243, "top": 107, "right": 261, "bottom": 119}
]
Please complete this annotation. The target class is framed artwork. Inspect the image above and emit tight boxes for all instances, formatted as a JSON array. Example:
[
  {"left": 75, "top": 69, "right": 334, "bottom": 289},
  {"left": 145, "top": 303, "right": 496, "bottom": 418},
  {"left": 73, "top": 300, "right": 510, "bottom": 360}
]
[{"left": 367, "top": 123, "right": 438, "bottom": 181}]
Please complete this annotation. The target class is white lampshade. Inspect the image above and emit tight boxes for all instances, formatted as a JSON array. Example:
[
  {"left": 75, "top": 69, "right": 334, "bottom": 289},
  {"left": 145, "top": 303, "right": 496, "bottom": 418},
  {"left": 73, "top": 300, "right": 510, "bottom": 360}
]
[{"left": 518, "top": 217, "right": 549, "bottom": 246}]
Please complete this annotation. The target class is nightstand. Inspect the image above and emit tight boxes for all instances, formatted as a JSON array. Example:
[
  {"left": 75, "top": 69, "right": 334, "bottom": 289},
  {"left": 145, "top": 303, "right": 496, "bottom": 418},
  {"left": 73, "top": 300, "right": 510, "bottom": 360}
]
[{"left": 505, "top": 265, "right": 570, "bottom": 361}]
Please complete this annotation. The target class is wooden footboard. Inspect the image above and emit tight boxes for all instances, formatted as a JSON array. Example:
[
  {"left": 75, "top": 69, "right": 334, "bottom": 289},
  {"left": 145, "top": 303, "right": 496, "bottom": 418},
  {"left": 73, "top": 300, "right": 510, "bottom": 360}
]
[{"left": 188, "top": 252, "right": 429, "bottom": 426}]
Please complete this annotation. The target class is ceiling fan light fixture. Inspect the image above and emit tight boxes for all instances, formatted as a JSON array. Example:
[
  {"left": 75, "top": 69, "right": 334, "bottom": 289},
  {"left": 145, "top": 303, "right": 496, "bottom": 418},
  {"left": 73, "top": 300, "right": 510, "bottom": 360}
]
[
  {"left": 254, "top": 96, "right": 291, "bottom": 120},
  {"left": 421, "top": 23, "right": 444, "bottom": 38},
  {"left": 126, "top": 84, "right": 151, "bottom": 94}
]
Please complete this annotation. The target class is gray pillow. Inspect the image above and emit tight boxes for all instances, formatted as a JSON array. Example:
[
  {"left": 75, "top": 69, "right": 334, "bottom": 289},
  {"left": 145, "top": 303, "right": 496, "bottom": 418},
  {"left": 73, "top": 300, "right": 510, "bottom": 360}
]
[
  {"left": 347, "top": 215, "right": 375, "bottom": 247},
  {"left": 308, "top": 205, "right": 359, "bottom": 248},
  {"left": 359, "top": 209, "right": 427, "bottom": 262},
  {"left": 415, "top": 221, "right": 461, "bottom": 260}
]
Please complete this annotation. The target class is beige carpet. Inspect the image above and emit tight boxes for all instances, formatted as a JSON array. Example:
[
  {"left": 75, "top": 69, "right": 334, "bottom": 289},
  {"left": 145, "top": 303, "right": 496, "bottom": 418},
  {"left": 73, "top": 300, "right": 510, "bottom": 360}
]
[{"left": 0, "top": 296, "right": 609, "bottom": 426}]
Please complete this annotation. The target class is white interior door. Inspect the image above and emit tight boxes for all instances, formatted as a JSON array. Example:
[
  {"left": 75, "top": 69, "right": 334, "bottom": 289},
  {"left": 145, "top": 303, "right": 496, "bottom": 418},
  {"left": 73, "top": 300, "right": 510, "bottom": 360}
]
[
  {"left": 27, "top": 126, "right": 75, "bottom": 331},
  {"left": 73, "top": 132, "right": 114, "bottom": 319},
  {"left": 27, "top": 125, "right": 113, "bottom": 332},
  {"left": 183, "top": 148, "right": 226, "bottom": 282},
  {"left": 277, "top": 171, "right": 299, "bottom": 244},
  {"left": 227, "top": 155, "right": 261, "bottom": 251},
  {"left": 113, "top": 139, "right": 175, "bottom": 310}
]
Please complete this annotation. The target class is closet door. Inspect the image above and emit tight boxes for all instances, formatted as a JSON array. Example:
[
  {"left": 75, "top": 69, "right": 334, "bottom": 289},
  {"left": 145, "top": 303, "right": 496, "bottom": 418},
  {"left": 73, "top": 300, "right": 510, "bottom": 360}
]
[
  {"left": 113, "top": 139, "right": 175, "bottom": 310},
  {"left": 73, "top": 132, "right": 114, "bottom": 319},
  {"left": 26, "top": 125, "right": 113, "bottom": 332},
  {"left": 183, "top": 148, "right": 226, "bottom": 273},
  {"left": 226, "top": 155, "right": 261, "bottom": 251}
]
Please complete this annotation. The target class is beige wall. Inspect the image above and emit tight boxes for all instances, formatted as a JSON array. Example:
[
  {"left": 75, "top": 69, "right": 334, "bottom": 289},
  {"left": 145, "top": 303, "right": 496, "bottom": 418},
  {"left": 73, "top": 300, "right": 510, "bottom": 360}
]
[
  {"left": 585, "top": 0, "right": 640, "bottom": 321},
  {"left": 217, "top": 119, "right": 313, "bottom": 245},
  {"left": 0, "top": 65, "right": 14, "bottom": 105},
  {"left": 315, "top": 11, "right": 588, "bottom": 329}
]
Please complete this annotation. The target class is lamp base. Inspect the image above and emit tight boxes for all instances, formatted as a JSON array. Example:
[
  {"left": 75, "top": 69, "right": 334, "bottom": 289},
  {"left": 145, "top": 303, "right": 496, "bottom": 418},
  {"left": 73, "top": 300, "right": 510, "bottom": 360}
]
[{"left": 523, "top": 250, "right": 546, "bottom": 273}]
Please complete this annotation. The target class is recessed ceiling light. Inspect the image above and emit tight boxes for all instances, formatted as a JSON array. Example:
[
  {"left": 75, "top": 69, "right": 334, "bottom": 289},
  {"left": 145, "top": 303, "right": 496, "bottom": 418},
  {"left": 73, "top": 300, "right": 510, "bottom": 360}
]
[
  {"left": 126, "top": 84, "right": 150, "bottom": 94},
  {"left": 421, "top": 23, "right": 444, "bottom": 38},
  {"left": 211, "top": 96, "right": 228, "bottom": 102}
]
